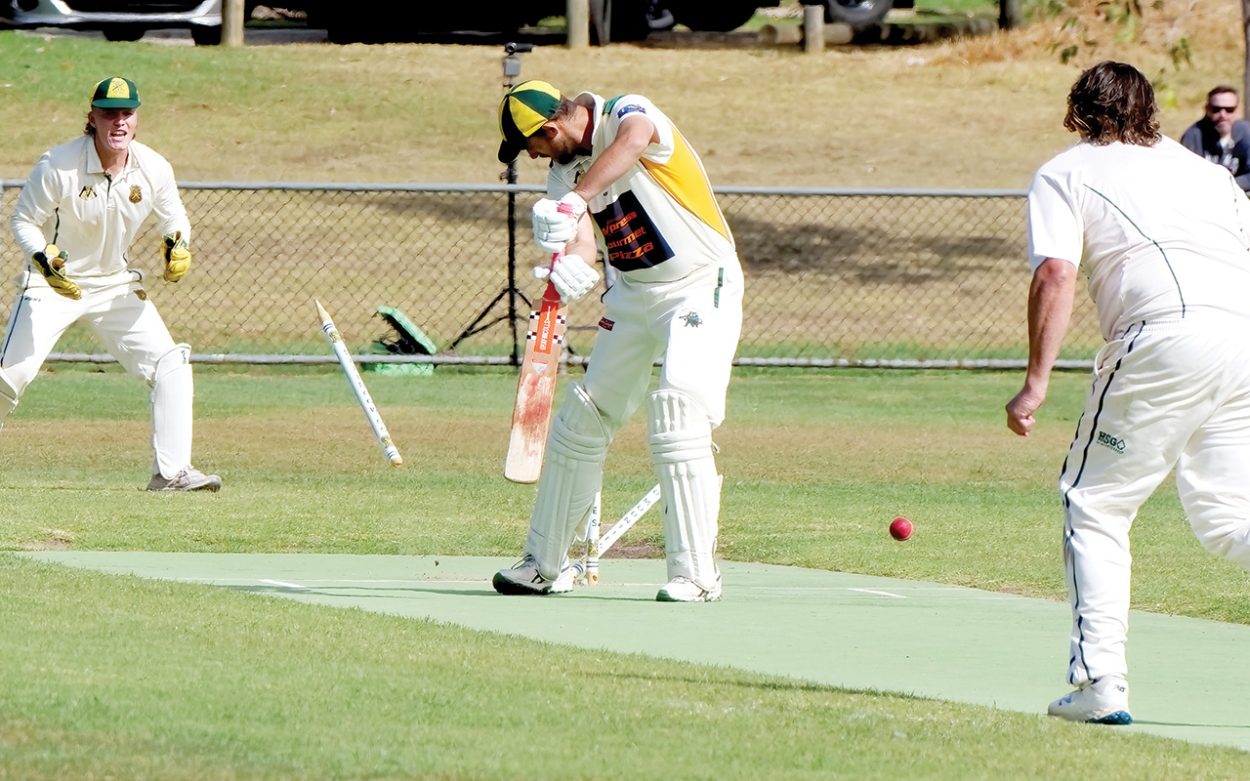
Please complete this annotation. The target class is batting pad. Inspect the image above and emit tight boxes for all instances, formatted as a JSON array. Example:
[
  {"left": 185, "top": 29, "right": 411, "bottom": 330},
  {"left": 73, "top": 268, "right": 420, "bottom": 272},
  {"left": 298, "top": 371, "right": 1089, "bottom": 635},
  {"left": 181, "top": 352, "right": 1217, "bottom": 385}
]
[
  {"left": 150, "top": 344, "right": 193, "bottom": 478},
  {"left": 526, "top": 384, "right": 611, "bottom": 580},
  {"left": 647, "top": 389, "right": 721, "bottom": 590}
]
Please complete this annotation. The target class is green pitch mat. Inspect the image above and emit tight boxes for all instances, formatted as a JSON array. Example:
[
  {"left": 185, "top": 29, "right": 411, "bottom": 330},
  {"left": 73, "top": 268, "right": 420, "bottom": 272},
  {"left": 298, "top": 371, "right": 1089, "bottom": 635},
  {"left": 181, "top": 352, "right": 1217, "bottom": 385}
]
[{"left": 22, "top": 552, "right": 1250, "bottom": 752}]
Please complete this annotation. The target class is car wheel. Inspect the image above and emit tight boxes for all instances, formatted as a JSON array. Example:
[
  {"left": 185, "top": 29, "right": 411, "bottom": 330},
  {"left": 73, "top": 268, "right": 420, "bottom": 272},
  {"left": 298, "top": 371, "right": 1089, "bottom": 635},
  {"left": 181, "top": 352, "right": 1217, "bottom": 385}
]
[
  {"left": 667, "top": 0, "right": 757, "bottom": 32},
  {"left": 101, "top": 26, "right": 145, "bottom": 41},
  {"left": 190, "top": 24, "right": 222, "bottom": 45},
  {"left": 823, "top": 0, "right": 893, "bottom": 29}
]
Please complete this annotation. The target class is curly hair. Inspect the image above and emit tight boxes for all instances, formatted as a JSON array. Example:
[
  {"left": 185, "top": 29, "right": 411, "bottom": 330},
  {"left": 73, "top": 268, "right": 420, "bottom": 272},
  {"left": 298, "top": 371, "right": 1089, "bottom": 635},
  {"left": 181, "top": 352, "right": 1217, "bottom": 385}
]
[{"left": 1063, "top": 61, "right": 1161, "bottom": 146}]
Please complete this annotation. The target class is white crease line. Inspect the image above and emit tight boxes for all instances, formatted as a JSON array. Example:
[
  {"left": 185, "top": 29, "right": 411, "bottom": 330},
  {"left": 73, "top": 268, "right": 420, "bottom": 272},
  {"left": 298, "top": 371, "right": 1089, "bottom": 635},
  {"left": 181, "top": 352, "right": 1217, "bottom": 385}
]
[
  {"left": 848, "top": 587, "right": 906, "bottom": 599},
  {"left": 260, "top": 579, "right": 307, "bottom": 590}
]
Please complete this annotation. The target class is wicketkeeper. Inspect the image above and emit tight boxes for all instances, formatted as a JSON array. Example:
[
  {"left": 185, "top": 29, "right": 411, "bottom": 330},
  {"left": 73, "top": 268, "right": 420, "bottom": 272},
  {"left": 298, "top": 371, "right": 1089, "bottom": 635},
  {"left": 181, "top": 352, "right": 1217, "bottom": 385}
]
[
  {"left": 492, "top": 80, "right": 744, "bottom": 602},
  {"left": 4, "top": 76, "right": 220, "bottom": 492}
]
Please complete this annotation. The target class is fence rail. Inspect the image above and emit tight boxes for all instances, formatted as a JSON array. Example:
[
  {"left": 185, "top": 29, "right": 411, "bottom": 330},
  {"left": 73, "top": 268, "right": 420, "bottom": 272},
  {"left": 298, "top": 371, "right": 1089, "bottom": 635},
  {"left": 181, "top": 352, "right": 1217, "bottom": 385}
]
[{"left": 0, "top": 181, "right": 1101, "bottom": 369}]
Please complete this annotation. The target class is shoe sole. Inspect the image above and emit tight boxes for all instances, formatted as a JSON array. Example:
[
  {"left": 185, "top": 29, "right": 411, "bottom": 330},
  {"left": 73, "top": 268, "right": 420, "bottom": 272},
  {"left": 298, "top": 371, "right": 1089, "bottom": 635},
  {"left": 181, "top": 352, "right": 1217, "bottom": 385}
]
[
  {"left": 1088, "top": 711, "right": 1133, "bottom": 725},
  {"left": 491, "top": 572, "right": 567, "bottom": 596},
  {"left": 656, "top": 590, "right": 721, "bottom": 603},
  {"left": 147, "top": 484, "right": 222, "bottom": 492}
]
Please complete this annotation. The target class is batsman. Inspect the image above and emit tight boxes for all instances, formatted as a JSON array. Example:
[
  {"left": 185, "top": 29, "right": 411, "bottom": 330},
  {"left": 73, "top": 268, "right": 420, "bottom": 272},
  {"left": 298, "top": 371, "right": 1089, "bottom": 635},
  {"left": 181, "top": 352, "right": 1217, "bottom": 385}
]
[
  {"left": 492, "top": 80, "right": 744, "bottom": 602},
  {"left": 3, "top": 76, "right": 220, "bottom": 492}
]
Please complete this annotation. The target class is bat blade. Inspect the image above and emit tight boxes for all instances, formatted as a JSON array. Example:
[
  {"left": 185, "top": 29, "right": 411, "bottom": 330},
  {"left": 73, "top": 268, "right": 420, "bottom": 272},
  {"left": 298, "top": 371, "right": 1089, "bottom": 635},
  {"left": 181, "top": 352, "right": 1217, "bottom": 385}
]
[{"left": 504, "top": 280, "right": 567, "bottom": 483}]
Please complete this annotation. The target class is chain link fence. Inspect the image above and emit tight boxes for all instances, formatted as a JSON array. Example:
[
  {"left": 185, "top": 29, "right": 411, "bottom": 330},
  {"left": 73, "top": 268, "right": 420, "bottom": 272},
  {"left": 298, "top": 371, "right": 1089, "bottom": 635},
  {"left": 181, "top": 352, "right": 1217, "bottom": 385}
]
[{"left": 0, "top": 182, "right": 1101, "bottom": 368}]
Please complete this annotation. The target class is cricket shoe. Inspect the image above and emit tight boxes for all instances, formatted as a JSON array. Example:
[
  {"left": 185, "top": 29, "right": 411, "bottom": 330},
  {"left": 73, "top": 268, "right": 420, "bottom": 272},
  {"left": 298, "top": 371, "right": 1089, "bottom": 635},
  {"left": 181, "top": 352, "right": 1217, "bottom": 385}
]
[
  {"left": 492, "top": 555, "right": 574, "bottom": 596},
  {"left": 656, "top": 575, "right": 722, "bottom": 603},
  {"left": 1048, "top": 676, "right": 1132, "bottom": 725},
  {"left": 146, "top": 466, "right": 223, "bottom": 493}
]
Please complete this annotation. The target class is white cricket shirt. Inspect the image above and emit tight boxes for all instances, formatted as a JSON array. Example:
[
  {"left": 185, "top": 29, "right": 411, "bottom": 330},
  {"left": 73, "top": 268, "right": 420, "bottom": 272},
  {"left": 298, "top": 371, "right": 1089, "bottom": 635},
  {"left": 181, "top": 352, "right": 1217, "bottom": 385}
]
[
  {"left": 548, "top": 93, "right": 736, "bottom": 283},
  {"left": 11, "top": 135, "right": 190, "bottom": 291},
  {"left": 1027, "top": 137, "right": 1250, "bottom": 340}
]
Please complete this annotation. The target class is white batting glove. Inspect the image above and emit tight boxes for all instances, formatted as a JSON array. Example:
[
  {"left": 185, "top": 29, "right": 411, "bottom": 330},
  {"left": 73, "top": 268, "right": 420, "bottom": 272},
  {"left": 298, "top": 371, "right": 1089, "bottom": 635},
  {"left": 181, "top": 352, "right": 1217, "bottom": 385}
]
[
  {"left": 531, "top": 192, "right": 587, "bottom": 253},
  {"left": 532, "top": 253, "right": 599, "bottom": 303}
]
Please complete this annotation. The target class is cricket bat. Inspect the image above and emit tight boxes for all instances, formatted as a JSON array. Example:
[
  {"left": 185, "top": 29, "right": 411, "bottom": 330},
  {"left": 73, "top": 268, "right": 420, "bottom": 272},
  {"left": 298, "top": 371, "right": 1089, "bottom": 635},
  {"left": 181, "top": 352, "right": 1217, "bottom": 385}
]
[{"left": 504, "top": 254, "right": 567, "bottom": 483}]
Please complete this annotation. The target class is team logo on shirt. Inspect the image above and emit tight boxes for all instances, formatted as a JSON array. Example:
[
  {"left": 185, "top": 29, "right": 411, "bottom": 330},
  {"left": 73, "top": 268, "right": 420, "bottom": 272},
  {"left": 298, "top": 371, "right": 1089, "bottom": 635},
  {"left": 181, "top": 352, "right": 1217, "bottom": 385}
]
[
  {"left": 129, "top": 185, "right": 143, "bottom": 203},
  {"left": 1096, "top": 430, "right": 1126, "bottom": 454},
  {"left": 680, "top": 311, "right": 703, "bottom": 328},
  {"left": 79, "top": 185, "right": 95, "bottom": 200}
]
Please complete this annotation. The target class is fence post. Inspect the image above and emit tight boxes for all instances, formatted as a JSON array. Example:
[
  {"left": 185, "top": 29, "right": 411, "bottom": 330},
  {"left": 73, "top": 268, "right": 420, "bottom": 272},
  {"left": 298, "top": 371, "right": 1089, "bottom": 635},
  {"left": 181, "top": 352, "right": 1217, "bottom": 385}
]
[
  {"left": 803, "top": 4, "right": 824, "bottom": 54},
  {"left": 567, "top": 0, "right": 590, "bottom": 48},
  {"left": 222, "top": 0, "right": 245, "bottom": 46}
]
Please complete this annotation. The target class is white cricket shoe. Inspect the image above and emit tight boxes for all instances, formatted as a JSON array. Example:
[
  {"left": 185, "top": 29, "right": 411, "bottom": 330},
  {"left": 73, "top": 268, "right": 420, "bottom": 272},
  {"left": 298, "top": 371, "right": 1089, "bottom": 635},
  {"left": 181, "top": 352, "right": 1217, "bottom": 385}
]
[
  {"left": 656, "top": 575, "right": 722, "bottom": 603},
  {"left": 492, "top": 555, "right": 574, "bottom": 596},
  {"left": 1048, "top": 676, "right": 1132, "bottom": 725},
  {"left": 146, "top": 467, "right": 222, "bottom": 493}
]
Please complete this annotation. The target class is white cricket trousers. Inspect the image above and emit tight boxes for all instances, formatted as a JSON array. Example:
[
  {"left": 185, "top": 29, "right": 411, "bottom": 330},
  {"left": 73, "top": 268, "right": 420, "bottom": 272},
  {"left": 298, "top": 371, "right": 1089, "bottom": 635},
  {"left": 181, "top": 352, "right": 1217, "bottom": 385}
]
[
  {"left": 1059, "top": 313, "right": 1250, "bottom": 687},
  {"left": 583, "top": 259, "right": 744, "bottom": 430},
  {"left": 1, "top": 274, "right": 193, "bottom": 477}
]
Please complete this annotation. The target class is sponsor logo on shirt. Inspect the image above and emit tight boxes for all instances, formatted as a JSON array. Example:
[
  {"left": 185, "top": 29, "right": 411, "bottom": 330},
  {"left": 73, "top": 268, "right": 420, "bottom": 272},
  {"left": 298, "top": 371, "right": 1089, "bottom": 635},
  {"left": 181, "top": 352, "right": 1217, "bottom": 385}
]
[
  {"left": 598, "top": 317, "right": 615, "bottom": 331},
  {"left": 1097, "top": 430, "right": 1126, "bottom": 454},
  {"left": 616, "top": 104, "right": 647, "bottom": 120},
  {"left": 591, "top": 190, "right": 673, "bottom": 272}
]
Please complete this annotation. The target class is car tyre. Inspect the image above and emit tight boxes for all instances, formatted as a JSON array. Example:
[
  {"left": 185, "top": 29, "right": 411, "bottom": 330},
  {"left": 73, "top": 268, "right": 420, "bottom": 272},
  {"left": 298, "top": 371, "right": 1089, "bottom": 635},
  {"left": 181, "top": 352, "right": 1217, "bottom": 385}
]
[
  {"left": 821, "top": 0, "right": 893, "bottom": 29},
  {"left": 101, "top": 25, "right": 145, "bottom": 41},
  {"left": 191, "top": 24, "right": 223, "bottom": 45}
]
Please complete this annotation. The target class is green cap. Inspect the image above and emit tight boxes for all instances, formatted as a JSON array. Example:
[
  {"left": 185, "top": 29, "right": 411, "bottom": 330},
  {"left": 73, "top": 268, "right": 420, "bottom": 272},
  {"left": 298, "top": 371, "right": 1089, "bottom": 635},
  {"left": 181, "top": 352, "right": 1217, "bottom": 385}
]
[
  {"left": 497, "top": 79, "right": 562, "bottom": 163},
  {"left": 90, "top": 76, "right": 141, "bottom": 109}
]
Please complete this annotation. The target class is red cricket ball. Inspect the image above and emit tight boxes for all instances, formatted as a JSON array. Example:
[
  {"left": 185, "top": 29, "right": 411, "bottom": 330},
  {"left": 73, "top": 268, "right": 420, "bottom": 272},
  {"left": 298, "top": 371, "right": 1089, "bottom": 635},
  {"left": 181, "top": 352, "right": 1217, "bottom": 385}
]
[{"left": 889, "top": 517, "right": 913, "bottom": 541}]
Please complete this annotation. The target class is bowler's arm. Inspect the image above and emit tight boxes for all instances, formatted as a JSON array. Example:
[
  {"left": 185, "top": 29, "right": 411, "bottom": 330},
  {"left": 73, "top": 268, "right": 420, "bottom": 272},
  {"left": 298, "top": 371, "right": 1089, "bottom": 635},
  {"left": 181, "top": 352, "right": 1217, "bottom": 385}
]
[{"left": 1005, "top": 258, "right": 1078, "bottom": 437}]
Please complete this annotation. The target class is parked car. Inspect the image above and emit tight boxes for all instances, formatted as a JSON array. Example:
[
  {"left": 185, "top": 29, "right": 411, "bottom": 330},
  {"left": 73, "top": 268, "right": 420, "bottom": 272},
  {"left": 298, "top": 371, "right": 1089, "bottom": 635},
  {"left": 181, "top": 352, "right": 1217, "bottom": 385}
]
[
  {"left": 304, "top": 0, "right": 913, "bottom": 45},
  {"left": 0, "top": 0, "right": 251, "bottom": 45}
]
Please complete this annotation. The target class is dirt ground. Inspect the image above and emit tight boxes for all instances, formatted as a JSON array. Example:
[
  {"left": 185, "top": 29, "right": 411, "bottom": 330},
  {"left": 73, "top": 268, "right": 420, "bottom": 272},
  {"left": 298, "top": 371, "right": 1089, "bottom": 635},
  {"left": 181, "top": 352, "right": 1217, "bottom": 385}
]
[{"left": 0, "top": 2, "right": 1243, "bottom": 188}]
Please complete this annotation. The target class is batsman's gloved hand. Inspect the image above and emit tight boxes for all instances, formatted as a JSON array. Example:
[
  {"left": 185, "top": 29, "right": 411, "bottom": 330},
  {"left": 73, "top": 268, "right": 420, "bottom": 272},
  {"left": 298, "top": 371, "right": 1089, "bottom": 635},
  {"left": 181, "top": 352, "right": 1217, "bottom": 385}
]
[
  {"left": 31, "top": 244, "right": 81, "bottom": 300},
  {"left": 533, "top": 253, "right": 599, "bottom": 303},
  {"left": 161, "top": 231, "right": 192, "bottom": 282},
  {"left": 531, "top": 192, "right": 587, "bottom": 253}
]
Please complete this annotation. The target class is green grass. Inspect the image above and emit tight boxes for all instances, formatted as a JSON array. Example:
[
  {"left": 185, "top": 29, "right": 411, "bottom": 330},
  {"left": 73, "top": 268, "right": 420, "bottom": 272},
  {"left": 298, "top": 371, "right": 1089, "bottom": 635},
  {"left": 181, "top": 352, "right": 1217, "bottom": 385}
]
[{"left": 3, "top": 368, "right": 1250, "bottom": 779}]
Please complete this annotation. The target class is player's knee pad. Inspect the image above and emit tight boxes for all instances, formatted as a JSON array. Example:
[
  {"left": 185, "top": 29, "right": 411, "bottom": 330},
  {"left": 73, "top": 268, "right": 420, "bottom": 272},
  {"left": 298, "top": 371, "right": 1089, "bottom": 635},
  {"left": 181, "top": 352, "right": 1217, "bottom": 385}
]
[
  {"left": 151, "top": 343, "right": 192, "bottom": 400},
  {"left": 646, "top": 389, "right": 721, "bottom": 588},
  {"left": 0, "top": 366, "right": 19, "bottom": 427},
  {"left": 550, "top": 383, "right": 612, "bottom": 462},
  {"left": 527, "top": 384, "right": 611, "bottom": 578},
  {"left": 647, "top": 388, "right": 713, "bottom": 464},
  {"left": 153, "top": 343, "right": 191, "bottom": 380}
]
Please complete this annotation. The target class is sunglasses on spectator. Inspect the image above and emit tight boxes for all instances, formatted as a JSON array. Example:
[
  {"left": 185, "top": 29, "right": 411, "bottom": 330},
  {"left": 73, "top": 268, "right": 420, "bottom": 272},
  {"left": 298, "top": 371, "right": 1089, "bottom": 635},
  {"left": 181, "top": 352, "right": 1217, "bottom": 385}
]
[{"left": 1208, "top": 105, "right": 1238, "bottom": 114}]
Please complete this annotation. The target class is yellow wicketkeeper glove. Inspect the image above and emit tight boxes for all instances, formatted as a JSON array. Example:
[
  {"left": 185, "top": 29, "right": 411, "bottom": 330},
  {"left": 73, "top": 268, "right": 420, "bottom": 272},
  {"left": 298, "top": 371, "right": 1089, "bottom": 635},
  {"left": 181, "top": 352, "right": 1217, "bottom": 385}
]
[
  {"left": 31, "top": 244, "right": 81, "bottom": 300},
  {"left": 161, "top": 231, "right": 192, "bottom": 283}
]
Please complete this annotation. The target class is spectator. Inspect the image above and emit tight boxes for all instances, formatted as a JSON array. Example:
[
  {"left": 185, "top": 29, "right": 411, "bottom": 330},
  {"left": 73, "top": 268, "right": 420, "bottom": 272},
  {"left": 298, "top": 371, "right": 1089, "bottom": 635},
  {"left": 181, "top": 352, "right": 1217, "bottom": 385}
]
[{"left": 1179, "top": 85, "right": 1250, "bottom": 191}]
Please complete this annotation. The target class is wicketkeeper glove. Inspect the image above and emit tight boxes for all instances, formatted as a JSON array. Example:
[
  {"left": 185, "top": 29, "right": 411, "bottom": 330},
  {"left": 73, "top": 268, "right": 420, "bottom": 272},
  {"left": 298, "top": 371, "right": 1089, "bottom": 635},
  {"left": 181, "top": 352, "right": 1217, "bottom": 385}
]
[
  {"left": 31, "top": 244, "right": 81, "bottom": 300},
  {"left": 533, "top": 253, "right": 599, "bottom": 303},
  {"left": 161, "top": 231, "right": 192, "bottom": 283},
  {"left": 531, "top": 192, "right": 588, "bottom": 253}
]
